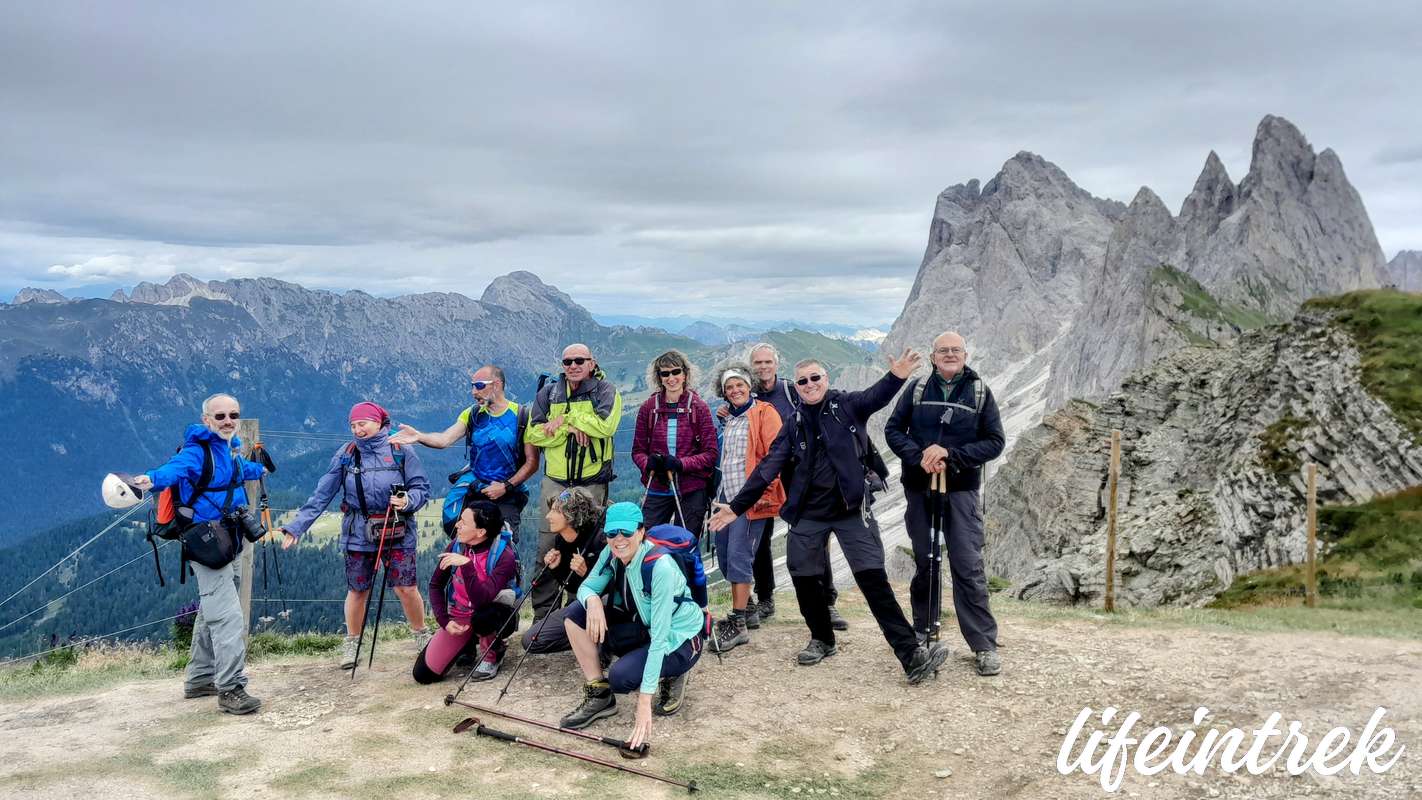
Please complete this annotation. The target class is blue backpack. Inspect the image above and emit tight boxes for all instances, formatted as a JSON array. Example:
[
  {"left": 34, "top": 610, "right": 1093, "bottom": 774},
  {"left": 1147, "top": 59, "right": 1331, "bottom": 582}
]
[{"left": 634, "top": 524, "right": 711, "bottom": 637}]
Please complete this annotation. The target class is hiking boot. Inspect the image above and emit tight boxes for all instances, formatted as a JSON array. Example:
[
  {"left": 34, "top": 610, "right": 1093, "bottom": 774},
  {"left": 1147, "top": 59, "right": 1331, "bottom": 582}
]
[
  {"left": 974, "top": 649, "right": 1002, "bottom": 677},
  {"left": 744, "top": 604, "right": 762, "bottom": 630},
  {"left": 756, "top": 595, "right": 776, "bottom": 620},
  {"left": 339, "top": 635, "right": 360, "bottom": 670},
  {"left": 905, "top": 642, "right": 951, "bottom": 685},
  {"left": 218, "top": 686, "right": 262, "bottom": 715},
  {"left": 471, "top": 641, "right": 503, "bottom": 682},
  {"left": 828, "top": 605, "right": 849, "bottom": 631},
  {"left": 709, "top": 613, "right": 750, "bottom": 654},
  {"left": 796, "top": 639, "right": 837, "bottom": 666},
  {"left": 654, "top": 672, "right": 688, "bottom": 717},
  {"left": 560, "top": 680, "right": 616, "bottom": 729},
  {"left": 183, "top": 682, "right": 218, "bottom": 699}
]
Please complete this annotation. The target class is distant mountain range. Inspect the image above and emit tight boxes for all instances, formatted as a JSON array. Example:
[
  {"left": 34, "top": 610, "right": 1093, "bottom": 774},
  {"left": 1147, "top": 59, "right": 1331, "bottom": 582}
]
[
  {"left": 593, "top": 312, "right": 887, "bottom": 348},
  {"left": 1, "top": 272, "right": 873, "bottom": 542}
]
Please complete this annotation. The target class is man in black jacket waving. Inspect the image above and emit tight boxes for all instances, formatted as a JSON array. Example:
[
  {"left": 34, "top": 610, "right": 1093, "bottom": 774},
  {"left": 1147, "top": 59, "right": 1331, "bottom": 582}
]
[
  {"left": 885, "top": 331, "right": 1005, "bottom": 676},
  {"left": 710, "top": 349, "right": 950, "bottom": 684}
]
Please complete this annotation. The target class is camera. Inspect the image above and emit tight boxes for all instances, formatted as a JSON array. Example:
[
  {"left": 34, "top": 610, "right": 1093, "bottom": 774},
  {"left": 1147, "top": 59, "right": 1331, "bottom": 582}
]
[
  {"left": 392, "top": 482, "right": 408, "bottom": 499},
  {"left": 227, "top": 505, "right": 268, "bottom": 543}
]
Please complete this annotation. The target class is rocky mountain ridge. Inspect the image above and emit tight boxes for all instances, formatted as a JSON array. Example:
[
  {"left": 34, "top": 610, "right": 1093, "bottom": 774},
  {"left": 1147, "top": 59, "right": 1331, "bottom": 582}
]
[
  {"left": 874, "top": 115, "right": 1388, "bottom": 451},
  {"left": 982, "top": 300, "right": 1422, "bottom": 606}
]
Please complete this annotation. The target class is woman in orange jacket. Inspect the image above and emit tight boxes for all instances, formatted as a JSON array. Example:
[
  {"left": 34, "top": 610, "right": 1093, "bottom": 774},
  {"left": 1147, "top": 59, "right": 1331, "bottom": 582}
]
[{"left": 707, "top": 361, "right": 784, "bottom": 653}]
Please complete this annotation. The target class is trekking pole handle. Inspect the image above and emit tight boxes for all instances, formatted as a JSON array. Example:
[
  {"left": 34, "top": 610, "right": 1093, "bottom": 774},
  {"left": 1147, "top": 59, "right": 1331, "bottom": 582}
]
[{"left": 475, "top": 724, "right": 519, "bottom": 743}]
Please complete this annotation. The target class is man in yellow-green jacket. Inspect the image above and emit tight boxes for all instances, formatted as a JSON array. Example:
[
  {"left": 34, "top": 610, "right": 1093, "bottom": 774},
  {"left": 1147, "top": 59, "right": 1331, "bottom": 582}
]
[{"left": 526, "top": 342, "right": 624, "bottom": 620}]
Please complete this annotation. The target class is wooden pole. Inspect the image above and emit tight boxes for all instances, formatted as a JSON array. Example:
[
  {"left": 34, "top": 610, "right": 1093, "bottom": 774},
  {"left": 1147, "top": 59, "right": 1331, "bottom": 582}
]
[
  {"left": 1305, "top": 462, "right": 1318, "bottom": 608},
  {"left": 1104, "top": 429, "right": 1121, "bottom": 612},
  {"left": 237, "top": 417, "right": 260, "bottom": 642}
]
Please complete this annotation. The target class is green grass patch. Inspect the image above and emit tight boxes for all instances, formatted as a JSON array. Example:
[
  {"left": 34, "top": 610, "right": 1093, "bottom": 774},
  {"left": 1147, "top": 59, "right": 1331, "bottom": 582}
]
[
  {"left": 1305, "top": 289, "right": 1422, "bottom": 439},
  {"left": 1151, "top": 264, "right": 1277, "bottom": 331},
  {"left": 1256, "top": 414, "right": 1311, "bottom": 475},
  {"left": 246, "top": 631, "right": 343, "bottom": 658},
  {"left": 1206, "top": 485, "right": 1422, "bottom": 623}
]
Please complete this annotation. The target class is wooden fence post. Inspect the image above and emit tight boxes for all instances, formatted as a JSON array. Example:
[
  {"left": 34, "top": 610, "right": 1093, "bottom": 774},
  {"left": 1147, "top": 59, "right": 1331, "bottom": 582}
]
[
  {"left": 237, "top": 418, "right": 260, "bottom": 642},
  {"left": 1105, "top": 429, "right": 1121, "bottom": 612},
  {"left": 1305, "top": 462, "right": 1318, "bottom": 608}
]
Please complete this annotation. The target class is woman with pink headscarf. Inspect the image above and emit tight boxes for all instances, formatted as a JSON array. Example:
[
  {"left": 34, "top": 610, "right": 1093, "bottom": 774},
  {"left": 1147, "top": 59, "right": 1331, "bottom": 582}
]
[{"left": 280, "top": 401, "right": 433, "bottom": 670}]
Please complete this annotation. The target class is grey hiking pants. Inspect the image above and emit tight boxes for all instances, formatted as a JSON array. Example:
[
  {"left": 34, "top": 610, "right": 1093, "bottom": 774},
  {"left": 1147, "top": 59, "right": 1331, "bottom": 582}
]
[
  {"left": 186, "top": 558, "right": 249, "bottom": 692},
  {"left": 530, "top": 476, "right": 608, "bottom": 620},
  {"left": 904, "top": 487, "right": 999, "bottom": 652}
]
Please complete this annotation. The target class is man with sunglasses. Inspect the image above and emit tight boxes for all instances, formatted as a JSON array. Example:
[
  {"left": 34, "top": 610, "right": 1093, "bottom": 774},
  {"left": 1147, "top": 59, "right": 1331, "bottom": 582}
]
[
  {"left": 130, "top": 393, "right": 270, "bottom": 715},
  {"left": 709, "top": 351, "right": 952, "bottom": 684},
  {"left": 732, "top": 342, "right": 845, "bottom": 631},
  {"left": 525, "top": 343, "right": 624, "bottom": 621},
  {"left": 392, "top": 365, "right": 540, "bottom": 540},
  {"left": 885, "top": 331, "right": 1005, "bottom": 676}
]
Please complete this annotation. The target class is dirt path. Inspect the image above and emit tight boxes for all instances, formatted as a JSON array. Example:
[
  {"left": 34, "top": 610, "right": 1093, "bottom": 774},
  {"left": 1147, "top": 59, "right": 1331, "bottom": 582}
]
[{"left": 3, "top": 594, "right": 1418, "bottom": 800}]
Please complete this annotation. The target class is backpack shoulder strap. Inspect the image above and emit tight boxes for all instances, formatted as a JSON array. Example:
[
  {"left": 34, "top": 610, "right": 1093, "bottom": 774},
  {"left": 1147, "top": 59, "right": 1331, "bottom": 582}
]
[
  {"left": 639, "top": 548, "right": 667, "bottom": 598},
  {"left": 180, "top": 440, "right": 217, "bottom": 507},
  {"left": 911, "top": 376, "right": 927, "bottom": 408},
  {"left": 973, "top": 377, "right": 985, "bottom": 414},
  {"left": 345, "top": 442, "right": 371, "bottom": 517},
  {"left": 781, "top": 378, "right": 794, "bottom": 407}
]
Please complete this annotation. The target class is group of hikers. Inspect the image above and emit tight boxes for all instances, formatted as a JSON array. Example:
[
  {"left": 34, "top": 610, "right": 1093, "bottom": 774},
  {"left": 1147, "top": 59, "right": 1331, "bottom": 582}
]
[{"left": 134, "top": 334, "right": 1005, "bottom": 749}]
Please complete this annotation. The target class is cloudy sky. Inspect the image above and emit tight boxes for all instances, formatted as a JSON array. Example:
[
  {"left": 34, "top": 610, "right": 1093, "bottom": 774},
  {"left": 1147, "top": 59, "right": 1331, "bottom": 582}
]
[{"left": 2, "top": 2, "right": 1419, "bottom": 325}]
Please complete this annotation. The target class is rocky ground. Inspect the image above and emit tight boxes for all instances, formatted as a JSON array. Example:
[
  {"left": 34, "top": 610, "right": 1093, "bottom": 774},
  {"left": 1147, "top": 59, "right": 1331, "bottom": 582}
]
[{"left": 2, "top": 591, "right": 1418, "bottom": 800}]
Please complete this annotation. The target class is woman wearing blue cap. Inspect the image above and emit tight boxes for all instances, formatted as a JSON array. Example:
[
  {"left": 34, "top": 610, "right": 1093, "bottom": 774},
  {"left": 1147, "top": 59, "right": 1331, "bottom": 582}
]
[{"left": 558, "top": 502, "right": 706, "bottom": 750}]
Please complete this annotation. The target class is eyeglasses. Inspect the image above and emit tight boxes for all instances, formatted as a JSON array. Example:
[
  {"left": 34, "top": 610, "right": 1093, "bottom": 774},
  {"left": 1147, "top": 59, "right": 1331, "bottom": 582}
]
[
  {"left": 606, "top": 528, "right": 638, "bottom": 538},
  {"left": 470, "top": 380, "right": 491, "bottom": 390},
  {"left": 934, "top": 347, "right": 966, "bottom": 356},
  {"left": 563, "top": 357, "right": 590, "bottom": 366},
  {"left": 658, "top": 368, "right": 684, "bottom": 378},
  {"left": 795, "top": 374, "right": 825, "bottom": 386},
  {"left": 210, "top": 412, "right": 241, "bottom": 421}
]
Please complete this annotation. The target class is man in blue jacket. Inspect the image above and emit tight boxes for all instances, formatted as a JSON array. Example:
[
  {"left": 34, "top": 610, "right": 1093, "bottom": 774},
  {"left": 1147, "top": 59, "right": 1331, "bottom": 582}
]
[
  {"left": 885, "top": 331, "right": 1006, "bottom": 676},
  {"left": 710, "top": 351, "right": 951, "bottom": 684},
  {"left": 132, "top": 393, "right": 269, "bottom": 714}
]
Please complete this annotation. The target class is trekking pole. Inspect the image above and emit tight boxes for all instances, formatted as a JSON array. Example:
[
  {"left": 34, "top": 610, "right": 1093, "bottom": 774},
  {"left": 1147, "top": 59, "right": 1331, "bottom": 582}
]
[
  {"left": 454, "top": 717, "right": 697, "bottom": 792},
  {"left": 667, "top": 472, "right": 687, "bottom": 528},
  {"left": 494, "top": 538, "right": 601, "bottom": 703},
  {"left": 448, "top": 558, "right": 553, "bottom": 703},
  {"left": 929, "top": 471, "right": 945, "bottom": 644},
  {"left": 365, "top": 508, "right": 398, "bottom": 669},
  {"left": 444, "top": 697, "right": 650, "bottom": 757},
  {"left": 351, "top": 503, "right": 395, "bottom": 682}
]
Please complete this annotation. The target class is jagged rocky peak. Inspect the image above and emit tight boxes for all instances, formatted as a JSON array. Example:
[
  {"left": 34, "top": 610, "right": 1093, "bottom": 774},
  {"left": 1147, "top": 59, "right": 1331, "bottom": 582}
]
[
  {"left": 1179, "top": 150, "right": 1236, "bottom": 228},
  {"left": 108, "top": 289, "right": 129, "bottom": 303},
  {"left": 12, "top": 287, "right": 69, "bottom": 304},
  {"left": 1389, "top": 250, "right": 1422, "bottom": 291},
  {"left": 127, "top": 273, "right": 228, "bottom": 305},
  {"left": 1239, "top": 114, "right": 1316, "bottom": 196}
]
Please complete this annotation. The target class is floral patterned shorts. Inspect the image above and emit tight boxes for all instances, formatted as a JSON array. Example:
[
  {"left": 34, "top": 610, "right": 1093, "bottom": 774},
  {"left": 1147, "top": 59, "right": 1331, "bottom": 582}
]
[{"left": 345, "top": 548, "right": 417, "bottom": 591}]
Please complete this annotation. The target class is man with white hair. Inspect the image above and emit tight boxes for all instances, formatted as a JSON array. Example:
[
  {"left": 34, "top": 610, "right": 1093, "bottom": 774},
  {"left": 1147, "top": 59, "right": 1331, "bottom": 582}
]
[
  {"left": 885, "top": 331, "right": 1005, "bottom": 676},
  {"left": 131, "top": 393, "right": 270, "bottom": 714}
]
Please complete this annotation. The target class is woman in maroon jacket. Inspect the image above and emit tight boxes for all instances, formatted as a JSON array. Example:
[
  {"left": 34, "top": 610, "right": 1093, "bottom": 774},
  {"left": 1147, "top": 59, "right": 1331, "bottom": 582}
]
[
  {"left": 413, "top": 498, "right": 519, "bottom": 684},
  {"left": 631, "top": 350, "right": 719, "bottom": 535}
]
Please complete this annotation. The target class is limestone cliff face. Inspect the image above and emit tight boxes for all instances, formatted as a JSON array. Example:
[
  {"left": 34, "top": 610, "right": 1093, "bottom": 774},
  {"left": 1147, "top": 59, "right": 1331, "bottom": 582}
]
[
  {"left": 876, "top": 116, "right": 1388, "bottom": 452},
  {"left": 984, "top": 307, "right": 1422, "bottom": 607}
]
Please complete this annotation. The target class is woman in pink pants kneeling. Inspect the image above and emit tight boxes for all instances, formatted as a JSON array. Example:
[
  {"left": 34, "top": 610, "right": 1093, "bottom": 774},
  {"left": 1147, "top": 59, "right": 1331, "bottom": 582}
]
[{"left": 414, "top": 497, "right": 519, "bottom": 684}]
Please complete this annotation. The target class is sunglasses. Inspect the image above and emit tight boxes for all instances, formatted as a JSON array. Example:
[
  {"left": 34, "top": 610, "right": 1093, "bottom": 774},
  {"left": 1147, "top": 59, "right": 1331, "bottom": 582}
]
[
  {"left": 470, "top": 380, "right": 491, "bottom": 390},
  {"left": 658, "top": 368, "right": 684, "bottom": 378},
  {"left": 795, "top": 374, "right": 825, "bottom": 386},
  {"left": 210, "top": 412, "right": 241, "bottom": 421},
  {"left": 562, "top": 357, "right": 590, "bottom": 366},
  {"left": 606, "top": 528, "right": 639, "bottom": 538}
]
